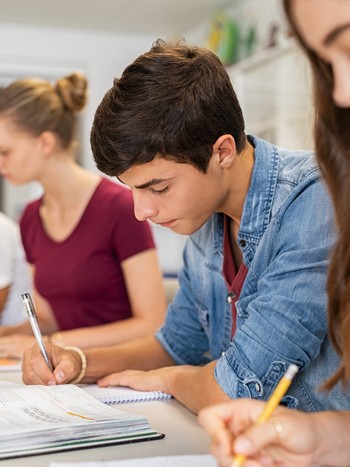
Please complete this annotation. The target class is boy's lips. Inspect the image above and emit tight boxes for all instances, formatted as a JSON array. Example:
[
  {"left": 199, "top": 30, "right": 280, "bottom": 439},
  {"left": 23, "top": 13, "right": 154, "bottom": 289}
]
[{"left": 157, "top": 219, "right": 176, "bottom": 228}]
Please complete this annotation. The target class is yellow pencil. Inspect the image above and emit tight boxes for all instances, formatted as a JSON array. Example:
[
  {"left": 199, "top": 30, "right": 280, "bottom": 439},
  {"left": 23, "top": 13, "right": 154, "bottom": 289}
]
[{"left": 231, "top": 364, "right": 299, "bottom": 467}]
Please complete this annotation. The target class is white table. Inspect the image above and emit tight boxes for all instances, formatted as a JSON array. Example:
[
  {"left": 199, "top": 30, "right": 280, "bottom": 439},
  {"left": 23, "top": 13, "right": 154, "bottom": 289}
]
[{"left": 0, "top": 371, "right": 211, "bottom": 466}]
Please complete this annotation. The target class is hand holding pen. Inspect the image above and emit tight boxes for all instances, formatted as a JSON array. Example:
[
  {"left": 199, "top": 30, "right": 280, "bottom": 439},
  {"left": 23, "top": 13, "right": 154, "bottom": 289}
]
[
  {"left": 21, "top": 293, "right": 53, "bottom": 372},
  {"left": 21, "top": 293, "right": 87, "bottom": 386}
]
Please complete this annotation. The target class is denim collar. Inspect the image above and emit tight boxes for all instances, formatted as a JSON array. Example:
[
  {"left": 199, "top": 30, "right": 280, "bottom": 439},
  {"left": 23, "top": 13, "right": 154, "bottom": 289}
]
[
  {"left": 212, "top": 135, "right": 279, "bottom": 256},
  {"left": 238, "top": 135, "right": 279, "bottom": 245}
]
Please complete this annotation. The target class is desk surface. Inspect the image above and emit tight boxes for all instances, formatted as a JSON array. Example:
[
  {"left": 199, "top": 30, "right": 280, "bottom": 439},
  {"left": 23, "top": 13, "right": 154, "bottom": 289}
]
[{"left": 0, "top": 372, "right": 211, "bottom": 466}]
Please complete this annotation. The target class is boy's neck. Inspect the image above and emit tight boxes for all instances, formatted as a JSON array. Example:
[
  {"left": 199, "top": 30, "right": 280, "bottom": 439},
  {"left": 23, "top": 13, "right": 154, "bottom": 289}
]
[{"left": 223, "top": 140, "right": 255, "bottom": 225}]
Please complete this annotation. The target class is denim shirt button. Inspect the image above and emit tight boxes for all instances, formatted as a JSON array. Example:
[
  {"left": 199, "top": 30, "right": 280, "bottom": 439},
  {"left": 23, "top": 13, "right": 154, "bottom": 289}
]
[
  {"left": 255, "top": 383, "right": 261, "bottom": 393},
  {"left": 227, "top": 292, "right": 237, "bottom": 303},
  {"left": 239, "top": 240, "right": 247, "bottom": 248}
]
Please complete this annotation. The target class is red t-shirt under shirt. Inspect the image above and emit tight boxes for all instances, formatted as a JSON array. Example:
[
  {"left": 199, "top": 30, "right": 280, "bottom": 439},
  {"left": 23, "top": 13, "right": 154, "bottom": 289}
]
[
  {"left": 20, "top": 178, "right": 155, "bottom": 330},
  {"left": 222, "top": 216, "right": 248, "bottom": 336}
]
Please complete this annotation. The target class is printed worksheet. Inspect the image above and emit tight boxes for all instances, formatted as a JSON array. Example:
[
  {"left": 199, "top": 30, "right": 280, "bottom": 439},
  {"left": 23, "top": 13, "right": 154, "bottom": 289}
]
[
  {"left": 0, "top": 381, "right": 161, "bottom": 459},
  {"left": 0, "top": 383, "right": 144, "bottom": 435}
]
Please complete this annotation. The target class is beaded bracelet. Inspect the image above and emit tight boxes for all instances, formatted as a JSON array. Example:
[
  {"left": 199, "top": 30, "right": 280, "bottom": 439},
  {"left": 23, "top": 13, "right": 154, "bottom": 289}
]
[{"left": 64, "top": 346, "right": 87, "bottom": 384}]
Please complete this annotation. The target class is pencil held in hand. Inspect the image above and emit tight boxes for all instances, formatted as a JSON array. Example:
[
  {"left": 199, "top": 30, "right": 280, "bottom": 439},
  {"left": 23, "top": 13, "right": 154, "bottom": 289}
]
[{"left": 231, "top": 364, "right": 299, "bottom": 467}]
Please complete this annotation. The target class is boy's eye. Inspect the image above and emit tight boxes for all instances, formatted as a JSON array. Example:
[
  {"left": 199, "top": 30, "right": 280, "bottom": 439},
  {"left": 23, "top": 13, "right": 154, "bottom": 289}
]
[{"left": 150, "top": 186, "right": 169, "bottom": 195}]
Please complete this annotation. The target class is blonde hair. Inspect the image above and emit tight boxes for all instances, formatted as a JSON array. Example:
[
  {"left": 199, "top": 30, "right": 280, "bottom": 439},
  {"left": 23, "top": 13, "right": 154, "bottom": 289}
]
[{"left": 0, "top": 71, "right": 88, "bottom": 149}]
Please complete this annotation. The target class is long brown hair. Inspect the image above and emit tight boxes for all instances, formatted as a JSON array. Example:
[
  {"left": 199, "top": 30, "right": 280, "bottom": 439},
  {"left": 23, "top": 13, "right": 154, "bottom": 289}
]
[{"left": 284, "top": 0, "right": 350, "bottom": 388}]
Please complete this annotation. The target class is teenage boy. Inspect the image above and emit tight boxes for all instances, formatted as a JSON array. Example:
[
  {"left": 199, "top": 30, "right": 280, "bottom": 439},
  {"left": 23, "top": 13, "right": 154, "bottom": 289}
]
[{"left": 22, "top": 40, "right": 350, "bottom": 415}]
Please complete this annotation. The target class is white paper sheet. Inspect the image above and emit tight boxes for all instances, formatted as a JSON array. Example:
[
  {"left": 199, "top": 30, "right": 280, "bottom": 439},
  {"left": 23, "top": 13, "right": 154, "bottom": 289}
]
[{"left": 50, "top": 454, "right": 218, "bottom": 467}]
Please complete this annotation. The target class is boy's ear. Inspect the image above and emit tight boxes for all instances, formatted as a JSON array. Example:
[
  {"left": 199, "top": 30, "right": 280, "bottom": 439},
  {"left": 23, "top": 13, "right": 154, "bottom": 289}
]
[
  {"left": 213, "top": 134, "right": 237, "bottom": 168},
  {"left": 39, "top": 131, "right": 56, "bottom": 157}
]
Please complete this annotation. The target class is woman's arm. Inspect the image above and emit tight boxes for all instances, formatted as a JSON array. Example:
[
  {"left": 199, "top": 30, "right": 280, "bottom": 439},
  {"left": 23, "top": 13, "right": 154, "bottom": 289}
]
[
  {"left": 0, "top": 250, "right": 166, "bottom": 355},
  {"left": 198, "top": 399, "right": 350, "bottom": 467},
  {"left": 49, "top": 249, "right": 167, "bottom": 349},
  {"left": 22, "top": 334, "right": 175, "bottom": 385}
]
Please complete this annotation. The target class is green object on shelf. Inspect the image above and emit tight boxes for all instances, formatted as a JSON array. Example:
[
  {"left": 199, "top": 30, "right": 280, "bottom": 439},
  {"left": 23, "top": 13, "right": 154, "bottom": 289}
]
[
  {"left": 244, "top": 24, "right": 257, "bottom": 58},
  {"left": 206, "top": 12, "right": 239, "bottom": 65}
]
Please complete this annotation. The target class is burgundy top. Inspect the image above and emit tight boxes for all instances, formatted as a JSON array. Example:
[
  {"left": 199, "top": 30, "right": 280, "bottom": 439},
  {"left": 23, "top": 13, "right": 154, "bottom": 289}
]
[
  {"left": 20, "top": 178, "right": 155, "bottom": 330},
  {"left": 222, "top": 216, "right": 249, "bottom": 336}
]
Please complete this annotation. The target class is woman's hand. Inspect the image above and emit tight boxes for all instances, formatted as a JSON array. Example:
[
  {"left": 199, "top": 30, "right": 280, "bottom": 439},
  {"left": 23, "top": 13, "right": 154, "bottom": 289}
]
[
  {"left": 0, "top": 334, "right": 36, "bottom": 359},
  {"left": 198, "top": 399, "right": 320, "bottom": 467},
  {"left": 22, "top": 342, "right": 82, "bottom": 386}
]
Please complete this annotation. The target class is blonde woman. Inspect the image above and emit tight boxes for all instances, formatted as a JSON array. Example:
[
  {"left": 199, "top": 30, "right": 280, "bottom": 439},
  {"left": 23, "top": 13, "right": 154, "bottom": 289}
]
[{"left": 0, "top": 72, "right": 166, "bottom": 357}]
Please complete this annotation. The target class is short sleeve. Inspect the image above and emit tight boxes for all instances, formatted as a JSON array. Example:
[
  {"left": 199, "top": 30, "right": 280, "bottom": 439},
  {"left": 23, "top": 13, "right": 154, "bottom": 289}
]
[
  {"left": 112, "top": 189, "right": 155, "bottom": 262},
  {"left": 99, "top": 180, "right": 155, "bottom": 263}
]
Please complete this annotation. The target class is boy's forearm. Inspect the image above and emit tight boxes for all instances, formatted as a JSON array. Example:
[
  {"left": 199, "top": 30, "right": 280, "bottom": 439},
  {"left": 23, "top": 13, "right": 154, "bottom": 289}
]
[{"left": 167, "top": 361, "right": 231, "bottom": 414}]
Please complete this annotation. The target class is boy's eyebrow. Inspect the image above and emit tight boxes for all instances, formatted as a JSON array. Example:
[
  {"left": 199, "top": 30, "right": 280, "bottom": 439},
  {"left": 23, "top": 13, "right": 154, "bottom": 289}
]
[
  {"left": 323, "top": 22, "right": 350, "bottom": 46},
  {"left": 134, "top": 178, "right": 168, "bottom": 189}
]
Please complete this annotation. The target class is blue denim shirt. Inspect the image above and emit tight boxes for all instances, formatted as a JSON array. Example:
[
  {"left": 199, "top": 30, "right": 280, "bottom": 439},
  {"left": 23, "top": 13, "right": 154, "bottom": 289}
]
[{"left": 156, "top": 135, "right": 350, "bottom": 412}]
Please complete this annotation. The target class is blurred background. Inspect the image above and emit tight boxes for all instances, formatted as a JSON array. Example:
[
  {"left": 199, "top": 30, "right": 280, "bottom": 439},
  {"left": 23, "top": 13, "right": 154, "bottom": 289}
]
[{"left": 0, "top": 0, "right": 313, "bottom": 276}]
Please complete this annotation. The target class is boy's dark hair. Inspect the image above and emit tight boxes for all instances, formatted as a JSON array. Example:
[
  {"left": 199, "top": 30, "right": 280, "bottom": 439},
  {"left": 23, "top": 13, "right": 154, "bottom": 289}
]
[{"left": 91, "top": 39, "right": 246, "bottom": 176}]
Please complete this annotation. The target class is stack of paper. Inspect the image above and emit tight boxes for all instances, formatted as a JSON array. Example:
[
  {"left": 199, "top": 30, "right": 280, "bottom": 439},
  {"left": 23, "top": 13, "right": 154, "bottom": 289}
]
[{"left": 0, "top": 381, "right": 163, "bottom": 459}]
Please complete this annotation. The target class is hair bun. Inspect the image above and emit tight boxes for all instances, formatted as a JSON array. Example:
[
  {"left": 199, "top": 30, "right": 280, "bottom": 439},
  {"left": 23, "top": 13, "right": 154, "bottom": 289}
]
[{"left": 55, "top": 71, "right": 88, "bottom": 112}]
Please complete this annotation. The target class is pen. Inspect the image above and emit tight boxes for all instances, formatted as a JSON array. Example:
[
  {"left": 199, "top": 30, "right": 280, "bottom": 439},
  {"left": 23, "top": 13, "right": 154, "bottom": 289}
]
[
  {"left": 21, "top": 293, "right": 53, "bottom": 372},
  {"left": 231, "top": 363, "right": 299, "bottom": 467}
]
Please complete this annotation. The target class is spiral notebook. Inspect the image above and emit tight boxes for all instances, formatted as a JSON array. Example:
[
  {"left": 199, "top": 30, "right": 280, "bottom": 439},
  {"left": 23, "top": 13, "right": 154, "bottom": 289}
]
[{"left": 82, "top": 385, "right": 172, "bottom": 404}]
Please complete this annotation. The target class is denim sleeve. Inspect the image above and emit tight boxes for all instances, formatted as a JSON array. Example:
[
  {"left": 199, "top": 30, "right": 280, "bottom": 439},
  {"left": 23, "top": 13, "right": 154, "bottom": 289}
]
[
  {"left": 155, "top": 232, "right": 225, "bottom": 365},
  {"left": 215, "top": 180, "right": 336, "bottom": 402}
]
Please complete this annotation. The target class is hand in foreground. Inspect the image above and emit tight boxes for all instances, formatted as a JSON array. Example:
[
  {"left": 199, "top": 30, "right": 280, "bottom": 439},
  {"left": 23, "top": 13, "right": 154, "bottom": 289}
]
[
  {"left": 0, "top": 334, "right": 36, "bottom": 359},
  {"left": 22, "top": 342, "right": 82, "bottom": 386},
  {"left": 97, "top": 367, "right": 175, "bottom": 394},
  {"left": 198, "top": 399, "right": 319, "bottom": 467}
]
